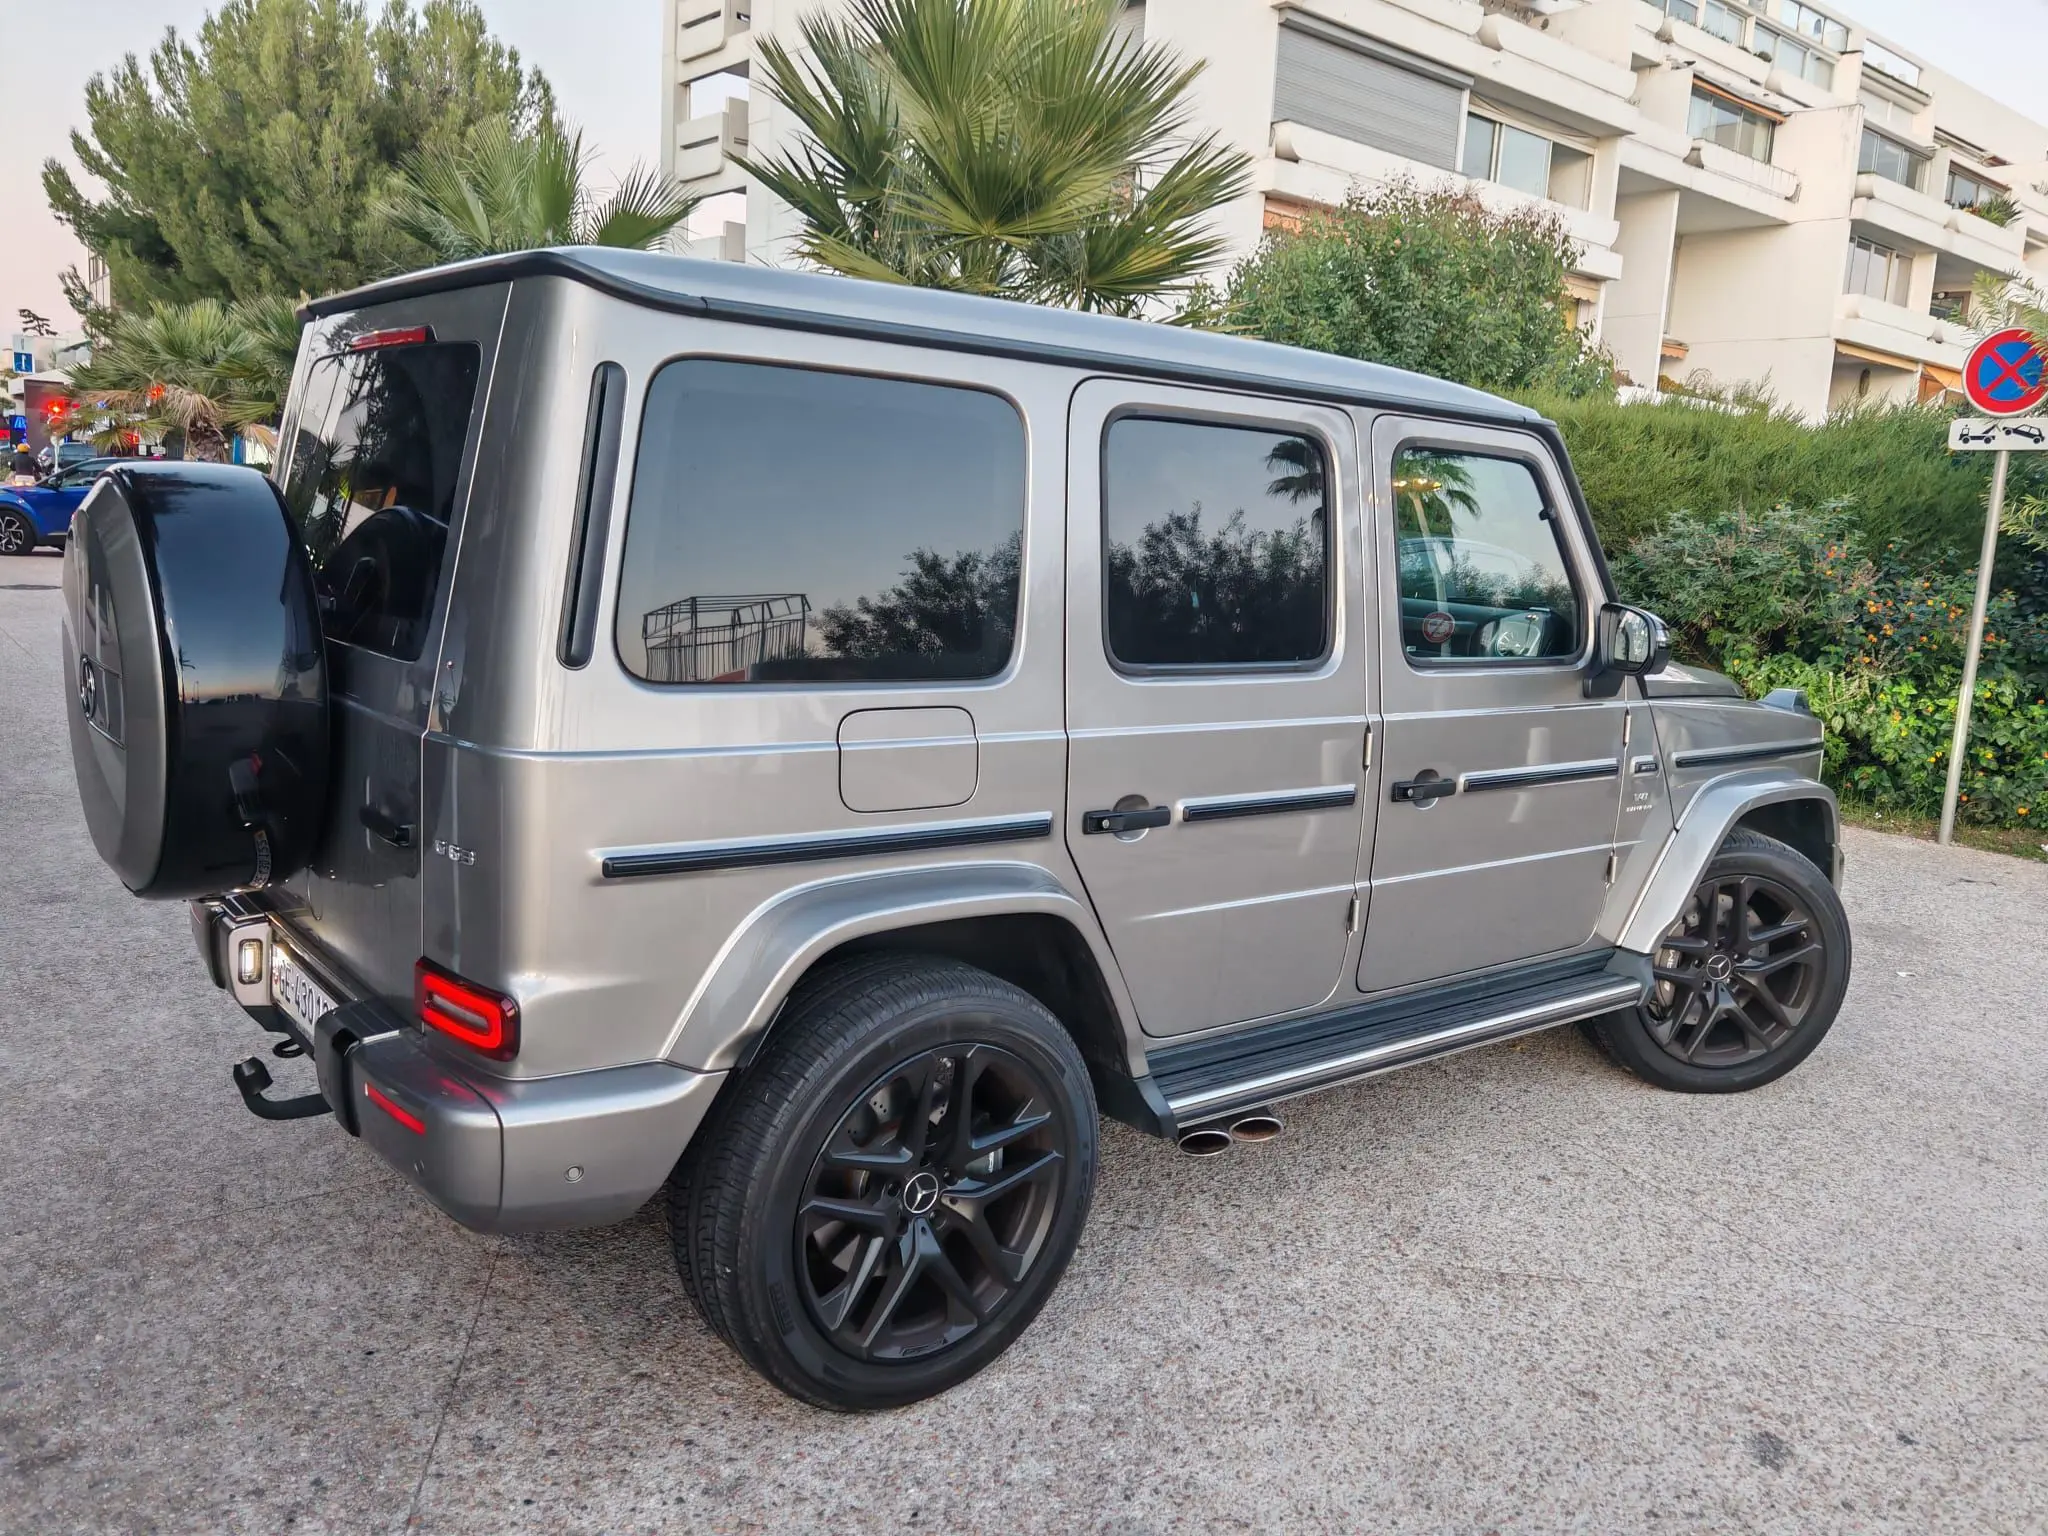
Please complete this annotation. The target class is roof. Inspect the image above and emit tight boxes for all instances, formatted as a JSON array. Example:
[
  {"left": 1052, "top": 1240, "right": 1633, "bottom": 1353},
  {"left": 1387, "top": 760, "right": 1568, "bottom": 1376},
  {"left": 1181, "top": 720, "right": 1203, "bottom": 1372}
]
[{"left": 301, "top": 247, "right": 1537, "bottom": 426}]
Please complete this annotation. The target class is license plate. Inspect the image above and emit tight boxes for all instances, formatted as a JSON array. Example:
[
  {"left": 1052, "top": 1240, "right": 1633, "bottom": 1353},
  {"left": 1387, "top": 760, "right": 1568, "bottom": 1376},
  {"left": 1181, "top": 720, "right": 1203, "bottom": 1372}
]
[{"left": 270, "top": 944, "right": 337, "bottom": 1042}]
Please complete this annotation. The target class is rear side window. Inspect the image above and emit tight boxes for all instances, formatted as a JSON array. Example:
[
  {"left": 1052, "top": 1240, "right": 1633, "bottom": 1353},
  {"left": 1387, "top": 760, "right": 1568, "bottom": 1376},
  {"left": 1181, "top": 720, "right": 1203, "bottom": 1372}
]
[
  {"left": 1103, "top": 416, "right": 1330, "bottom": 669},
  {"left": 1391, "top": 446, "right": 1580, "bottom": 663},
  {"left": 615, "top": 360, "right": 1025, "bottom": 684},
  {"left": 279, "top": 341, "right": 482, "bottom": 661}
]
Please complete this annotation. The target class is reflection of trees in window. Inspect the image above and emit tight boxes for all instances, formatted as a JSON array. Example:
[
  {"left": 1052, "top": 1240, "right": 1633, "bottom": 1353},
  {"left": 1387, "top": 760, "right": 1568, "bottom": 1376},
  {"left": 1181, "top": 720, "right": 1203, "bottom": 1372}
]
[
  {"left": 1264, "top": 435, "right": 1325, "bottom": 505},
  {"left": 1108, "top": 504, "right": 1325, "bottom": 666},
  {"left": 817, "top": 533, "right": 1021, "bottom": 675},
  {"left": 1390, "top": 451, "right": 1481, "bottom": 537}
]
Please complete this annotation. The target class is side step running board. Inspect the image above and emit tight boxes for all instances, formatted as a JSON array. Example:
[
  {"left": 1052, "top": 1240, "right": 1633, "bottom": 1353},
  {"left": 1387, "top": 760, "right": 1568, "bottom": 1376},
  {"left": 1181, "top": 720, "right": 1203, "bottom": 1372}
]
[{"left": 1150, "top": 954, "right": 1643, "bottom": 1127}]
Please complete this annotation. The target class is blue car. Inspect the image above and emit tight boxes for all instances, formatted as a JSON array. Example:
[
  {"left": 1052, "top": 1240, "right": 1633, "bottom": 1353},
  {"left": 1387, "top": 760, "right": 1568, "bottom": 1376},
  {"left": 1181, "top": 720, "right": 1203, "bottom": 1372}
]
[{"left": 0, "top": 457, "right": 125, "bottom": 556}]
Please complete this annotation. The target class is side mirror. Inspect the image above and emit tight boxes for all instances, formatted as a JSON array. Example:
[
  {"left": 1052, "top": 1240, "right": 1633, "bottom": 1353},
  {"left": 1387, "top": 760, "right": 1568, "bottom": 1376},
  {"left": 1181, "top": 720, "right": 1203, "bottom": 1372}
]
[{"left": 1585, "top": 603, "right": 1670, "bottom": 698}]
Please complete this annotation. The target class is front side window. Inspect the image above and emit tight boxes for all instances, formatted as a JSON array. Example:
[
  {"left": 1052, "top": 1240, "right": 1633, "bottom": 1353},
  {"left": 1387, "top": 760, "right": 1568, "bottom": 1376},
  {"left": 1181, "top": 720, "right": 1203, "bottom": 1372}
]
[
  {"left": 1845, "top": 236, "right": 1910, "bottom": 305},
  {"left": 615, "top": 361, "right": 1025, "bottom": 685},
  {"left": 1688, "top": 90, "right": 1776, "bottom": 162},
  {"left": 1391, "top": 447, "right": 1580, "bottom": 664},
  {"left": 280, "top": 340, "right": 482, "bottom": 660},
  {"left": 1858, "top": 130, "right": 1925, "bottom": 190},
  {"left": 1103, "top": 416, "right": 1330, "bottom": 669}
]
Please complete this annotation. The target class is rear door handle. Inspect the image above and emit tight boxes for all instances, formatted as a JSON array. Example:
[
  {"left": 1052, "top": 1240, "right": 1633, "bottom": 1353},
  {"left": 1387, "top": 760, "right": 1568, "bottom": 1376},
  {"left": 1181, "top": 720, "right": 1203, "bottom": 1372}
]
[
  {"left": 359, "top": 805, "right": 415, "bottom": 848},
  {"left": 1082, "top": 805, "right": 1172, "bottom": 835},
  {"left": 1390, "top": 776, "right": 1457, "bottom": 805}
]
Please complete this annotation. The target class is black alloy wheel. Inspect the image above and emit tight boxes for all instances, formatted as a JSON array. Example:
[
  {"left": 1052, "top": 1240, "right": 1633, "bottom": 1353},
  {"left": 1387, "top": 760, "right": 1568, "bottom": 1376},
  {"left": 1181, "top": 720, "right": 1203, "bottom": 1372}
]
[
  {"left": 670, "top": 954, "right": 1098, "bottom": 1410},
  {"left": 1582, "top": 828, "right": 1851, "bottom": 1093},
  {"left": 1646, "top": 872, "right": 1825, "bottom": 1068},
  {"left": 798, "top": 1044, "right": 1070, "bottom": 1362}
]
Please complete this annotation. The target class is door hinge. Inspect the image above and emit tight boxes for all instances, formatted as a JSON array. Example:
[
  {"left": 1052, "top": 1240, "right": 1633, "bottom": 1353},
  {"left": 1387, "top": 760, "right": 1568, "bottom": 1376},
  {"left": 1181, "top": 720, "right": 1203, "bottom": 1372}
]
[
  {"left": 1362, "top": 723, "right": 1374, "bottom": 770},
  {"left": 1622, "top": 711, "right": 1633, "bottom": 750},
  {"left": 1604, "top": 852, "right": 1619, "bottom": 885},
  {"left": 1346, "top": 895, "right": 1361, "bottom": 933}
]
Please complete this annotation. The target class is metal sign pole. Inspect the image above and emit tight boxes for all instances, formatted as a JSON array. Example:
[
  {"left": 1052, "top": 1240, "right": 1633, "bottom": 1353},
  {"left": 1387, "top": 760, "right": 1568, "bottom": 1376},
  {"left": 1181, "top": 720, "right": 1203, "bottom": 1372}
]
[{"left": 1938, "top": 447, "right": 2010, "bottom": 845}]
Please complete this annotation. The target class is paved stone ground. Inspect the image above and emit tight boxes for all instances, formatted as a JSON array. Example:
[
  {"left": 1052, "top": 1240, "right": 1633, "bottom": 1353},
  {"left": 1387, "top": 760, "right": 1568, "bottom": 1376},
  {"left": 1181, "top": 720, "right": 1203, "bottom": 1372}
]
[{"left": 3, "top": 561, "right": 2046, "bottom": 1535}]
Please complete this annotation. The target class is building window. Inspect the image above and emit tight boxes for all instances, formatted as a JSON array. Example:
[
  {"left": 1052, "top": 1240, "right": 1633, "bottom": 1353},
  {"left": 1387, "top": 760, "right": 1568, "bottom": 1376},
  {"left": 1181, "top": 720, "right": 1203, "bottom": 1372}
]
[
  {"left": 1775, "top": 1, "right": 1848, "bottom": 53},
  {"left": 1946, "top": 167, "right": 2005, "bottom": 211},
  {"left": 1759, "top": 25, "right": 1834, "bottom": 88},
  {"left": 1858, "top": 90, "right": 1917, "bottom": 137},
  {"left": 1845, "top": 236, "right": 1911, "bottom": 307},
  {"left": 1701, "top": 0, "right": 1747, "bottom": 45},
  {"left": 1688, "top": 89, "right": 1776, "bottom": 162},
  {"left": 1858, "top": 129, "right": 1925, "bottom": 191},
  {"left": 1462, "top": 114, "right": 1593, "bottom": 207},
  {"left": 1273, "top": 21, "right": 1467, "bottom": 171},
  {"left": 1861, "top": 39, "right": 1920, "bottom": 89},
  {"left": 1660, "top": 0, "right": 1700, "bottom": 24}
]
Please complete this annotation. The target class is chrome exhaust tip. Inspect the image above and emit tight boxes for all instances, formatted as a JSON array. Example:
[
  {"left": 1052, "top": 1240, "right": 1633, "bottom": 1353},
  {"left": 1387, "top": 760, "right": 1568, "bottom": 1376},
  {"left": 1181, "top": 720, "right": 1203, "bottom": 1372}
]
[
  {"left": 1228, "top": 1110, "right": 1284, "bottom": 1143},
  {"left": 1176, "top": 1125, "right": 1235, "bottom": 1157}
]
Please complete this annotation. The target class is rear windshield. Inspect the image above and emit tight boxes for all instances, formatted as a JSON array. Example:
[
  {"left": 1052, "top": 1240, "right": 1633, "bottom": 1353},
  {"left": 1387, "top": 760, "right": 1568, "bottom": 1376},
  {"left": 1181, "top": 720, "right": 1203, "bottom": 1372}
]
[{"left": 279, "top": 340, "right": 481, "bottom": 661}]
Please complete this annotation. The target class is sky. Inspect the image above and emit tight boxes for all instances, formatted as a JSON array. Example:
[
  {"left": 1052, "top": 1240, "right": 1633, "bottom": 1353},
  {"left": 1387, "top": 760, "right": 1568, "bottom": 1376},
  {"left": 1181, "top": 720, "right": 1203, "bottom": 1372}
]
[{"left": 1, "top": 0, "right": 2044, "bottom": 330}]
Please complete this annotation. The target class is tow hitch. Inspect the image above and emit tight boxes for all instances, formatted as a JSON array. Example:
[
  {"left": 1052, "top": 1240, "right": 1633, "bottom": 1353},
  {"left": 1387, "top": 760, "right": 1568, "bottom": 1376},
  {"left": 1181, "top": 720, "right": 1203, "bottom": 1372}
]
[{"left": 232, "top": 1055, "right": 331, "bottom": 1121}]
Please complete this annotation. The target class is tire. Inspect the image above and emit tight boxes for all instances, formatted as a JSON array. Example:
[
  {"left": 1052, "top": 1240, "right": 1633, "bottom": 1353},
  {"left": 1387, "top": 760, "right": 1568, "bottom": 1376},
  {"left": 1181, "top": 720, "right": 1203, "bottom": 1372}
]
[
  {"left": 670, "top": 953, "right": 1098, "bottom": 1410},
  {"left": 0, "top": 508, "right": 35, "bottom": 556},
  {"left": 1585, "top": 828, "right": 1851, "bottom": 1093}
]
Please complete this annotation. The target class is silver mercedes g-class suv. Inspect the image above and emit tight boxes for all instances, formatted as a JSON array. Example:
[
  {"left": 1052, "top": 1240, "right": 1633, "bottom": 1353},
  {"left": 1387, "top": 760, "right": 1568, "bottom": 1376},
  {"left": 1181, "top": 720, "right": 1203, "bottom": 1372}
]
[{"left": 62, "top": 249, "right": 1849, "bottom": 1410}]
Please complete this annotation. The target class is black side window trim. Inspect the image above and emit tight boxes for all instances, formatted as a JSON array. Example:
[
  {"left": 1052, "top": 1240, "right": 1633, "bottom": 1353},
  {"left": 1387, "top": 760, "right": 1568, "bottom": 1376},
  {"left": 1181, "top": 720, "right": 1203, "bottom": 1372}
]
[
  {"left": 558, "top": 361, "right": 627, "bottom": 668},
  {"left": 1386, "top": 431, "right": 1591, "bottom": 674},
  {"left": 1099, "top": 405, "right": 1341, "bottom": 679}
]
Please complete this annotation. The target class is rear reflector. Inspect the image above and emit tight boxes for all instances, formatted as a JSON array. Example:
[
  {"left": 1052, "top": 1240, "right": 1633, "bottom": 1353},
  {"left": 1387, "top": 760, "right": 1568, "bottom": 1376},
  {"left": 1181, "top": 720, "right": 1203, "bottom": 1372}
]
[
  {"left": 415, "top": 959, "right": 519, "bottom": 1059},
  {"left": 348, "top": 325, "right": 434, "bottom": 351},
  {"left": 364, "top": 1081, "right": 426, "bottom": 1135}
]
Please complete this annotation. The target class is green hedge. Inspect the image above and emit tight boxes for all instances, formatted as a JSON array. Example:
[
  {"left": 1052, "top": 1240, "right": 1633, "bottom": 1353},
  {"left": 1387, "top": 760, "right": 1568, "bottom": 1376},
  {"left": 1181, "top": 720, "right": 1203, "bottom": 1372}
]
[{"left": 1519, "top": 391, "right": 2047, "bottom": 560}]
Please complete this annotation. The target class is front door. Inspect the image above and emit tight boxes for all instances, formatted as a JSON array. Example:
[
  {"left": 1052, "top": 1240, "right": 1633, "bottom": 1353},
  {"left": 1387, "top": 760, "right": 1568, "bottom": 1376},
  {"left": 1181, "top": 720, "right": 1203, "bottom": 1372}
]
[
  {"left": 1064, "top": 379, "right": 1372, "bottom": 1038},
  {"left": 1359, "top": 415, "right": 1626, "bottom": 993}
]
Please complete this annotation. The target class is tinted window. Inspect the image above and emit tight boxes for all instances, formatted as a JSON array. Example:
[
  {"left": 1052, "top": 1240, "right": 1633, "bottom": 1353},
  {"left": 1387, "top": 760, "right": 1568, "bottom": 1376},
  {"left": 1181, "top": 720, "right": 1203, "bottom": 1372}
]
[
  {"left": 615, "top": 361, "right": 1025, "bottom": 685},
  {"left": 1103, "top": 417, "right": 1329, "bottom": 669},
  {"left": 280, "top": 341, "right": 481, "bottom": 660},
  {"left": 1391, "top": 447, "right": 1580, "bottom": 663}
]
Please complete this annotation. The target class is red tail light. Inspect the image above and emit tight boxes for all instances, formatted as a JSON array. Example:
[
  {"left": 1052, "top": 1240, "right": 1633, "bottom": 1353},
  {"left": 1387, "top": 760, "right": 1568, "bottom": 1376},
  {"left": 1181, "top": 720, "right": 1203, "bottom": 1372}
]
[
  {"left": 364, "top": 1081, "right": 426, "bottom": 1135},
  {"left": 349, "top": 325, "right": 434, "bottom": 351},
  {"left": 415, "top": 958, "right": 519, "bottom": 1059}
]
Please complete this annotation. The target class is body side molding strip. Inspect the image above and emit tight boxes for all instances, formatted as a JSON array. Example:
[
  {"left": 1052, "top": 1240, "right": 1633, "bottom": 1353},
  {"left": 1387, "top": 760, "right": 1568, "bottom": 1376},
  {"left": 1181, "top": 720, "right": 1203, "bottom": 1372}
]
[
  {"left": 1460, "top": 758, "right": 1620, "bottom": 794},
  {"left": 1180, "top": 784, "right": 1359, "bottom": 824},
  {"left": 599, "top": 813, "right": 1055, "bottom": 880},
  {"left": 1669, "top": 739, "right": 1819, "bottom": 770}
]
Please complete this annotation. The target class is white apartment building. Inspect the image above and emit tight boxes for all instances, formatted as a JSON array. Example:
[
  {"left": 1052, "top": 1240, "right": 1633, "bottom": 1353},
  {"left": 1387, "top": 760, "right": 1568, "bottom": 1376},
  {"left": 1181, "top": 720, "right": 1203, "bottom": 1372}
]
[{"left": 663, "top": 0, "right": 2048, "bottom": 417}]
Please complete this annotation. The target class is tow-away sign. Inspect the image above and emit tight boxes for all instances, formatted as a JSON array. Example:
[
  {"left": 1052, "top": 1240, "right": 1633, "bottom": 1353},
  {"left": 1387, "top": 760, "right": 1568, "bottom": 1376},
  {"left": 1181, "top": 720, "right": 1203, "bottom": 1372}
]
[{"left": 1949, "top": 417, "right": 2047, "bottom": 452}]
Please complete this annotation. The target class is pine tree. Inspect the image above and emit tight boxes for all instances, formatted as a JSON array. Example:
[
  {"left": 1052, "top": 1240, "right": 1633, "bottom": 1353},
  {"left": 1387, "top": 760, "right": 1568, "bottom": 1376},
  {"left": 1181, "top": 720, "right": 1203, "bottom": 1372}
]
[{"left": 43, "top": 0, "right": 554, "bottom": 309}]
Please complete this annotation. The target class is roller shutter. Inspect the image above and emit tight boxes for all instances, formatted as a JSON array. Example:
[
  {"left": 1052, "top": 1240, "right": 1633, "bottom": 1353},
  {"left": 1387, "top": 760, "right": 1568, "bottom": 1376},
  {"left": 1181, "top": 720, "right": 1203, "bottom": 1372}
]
[{"left": 1273, "top": 17, "right": 1468, "bottom": 169}]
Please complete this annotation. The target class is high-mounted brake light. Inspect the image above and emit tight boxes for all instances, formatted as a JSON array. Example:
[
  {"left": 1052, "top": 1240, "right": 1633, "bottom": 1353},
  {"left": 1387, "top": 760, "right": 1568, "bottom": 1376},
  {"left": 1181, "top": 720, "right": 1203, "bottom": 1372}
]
[
  {"left": 348, "top": 325, "right": 434, "bottom": 352},
  {"left": 415, "top": 958, "right": 519, "bottom": 1059}
]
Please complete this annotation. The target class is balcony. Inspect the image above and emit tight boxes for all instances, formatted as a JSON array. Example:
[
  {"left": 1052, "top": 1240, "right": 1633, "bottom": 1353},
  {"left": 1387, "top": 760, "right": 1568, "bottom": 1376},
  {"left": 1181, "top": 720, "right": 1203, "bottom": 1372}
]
[
  {"left": 676, "top": 98, "right": 748, "bottom": 186},
  {"left": 678, "top": 0, "right": 749, "bottom": 64},
  {"left": 1852, "top": 174, "right": 2027, "bottom": 271},
  {"left": 1686, "top": 140, "right": 1799, "bottom": 202},
  {"left": 1834, "top": 292, "right": 1969, "bottom": 368}
]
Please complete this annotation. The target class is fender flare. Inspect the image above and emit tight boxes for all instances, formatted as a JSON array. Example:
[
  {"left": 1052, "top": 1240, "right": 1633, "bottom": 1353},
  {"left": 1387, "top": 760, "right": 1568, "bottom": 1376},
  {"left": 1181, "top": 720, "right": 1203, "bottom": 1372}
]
[
  {"left": 1617, "top": 769, "right": 1839, "bottom": 955},
  {"left": 657, "top": 860, "right": 1142, "bottom": 1074}
]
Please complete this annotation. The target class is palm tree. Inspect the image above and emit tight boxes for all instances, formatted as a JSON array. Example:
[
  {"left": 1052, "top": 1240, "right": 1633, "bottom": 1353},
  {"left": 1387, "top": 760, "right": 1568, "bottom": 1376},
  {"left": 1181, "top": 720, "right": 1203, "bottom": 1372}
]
[
  {"left": 382, "top": 118, "right": 700, "bottom": 262},
  {"left": 64, "top": 298, "right": 294, "bottom": 462},
  {"left": 742, "top": 0, "right": 1251, "bottom": 315}
]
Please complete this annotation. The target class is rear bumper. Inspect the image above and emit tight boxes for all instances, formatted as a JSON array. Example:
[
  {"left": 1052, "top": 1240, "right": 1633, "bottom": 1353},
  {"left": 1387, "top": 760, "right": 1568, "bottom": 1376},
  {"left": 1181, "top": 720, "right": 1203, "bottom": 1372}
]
[{"left": 192, "top": 899, "right": 725, "bottom": 1232}]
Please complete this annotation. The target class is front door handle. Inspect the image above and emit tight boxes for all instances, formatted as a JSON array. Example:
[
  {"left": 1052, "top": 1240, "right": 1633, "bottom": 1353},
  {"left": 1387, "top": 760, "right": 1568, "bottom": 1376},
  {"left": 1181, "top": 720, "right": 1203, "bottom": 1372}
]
[
  {"left": 1082, "top": 805, "right": 1172, "bottom": 835},
  {"left": 1390, "top": 775, "right": 1457, "bottom": 805}
]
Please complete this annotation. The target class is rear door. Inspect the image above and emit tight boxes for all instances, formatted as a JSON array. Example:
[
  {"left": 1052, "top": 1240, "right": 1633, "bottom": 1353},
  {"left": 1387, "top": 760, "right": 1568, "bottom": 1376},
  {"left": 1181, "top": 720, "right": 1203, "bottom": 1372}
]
[
  {"left": 1064, "top": 379, "right": 1372, "bottom": 1038},
  {"left": 275, "top": 288, "right": 505, "bottom": 1006},
  {"left": 1359, "top": 414, "right": 1625, "bottom": 993}
]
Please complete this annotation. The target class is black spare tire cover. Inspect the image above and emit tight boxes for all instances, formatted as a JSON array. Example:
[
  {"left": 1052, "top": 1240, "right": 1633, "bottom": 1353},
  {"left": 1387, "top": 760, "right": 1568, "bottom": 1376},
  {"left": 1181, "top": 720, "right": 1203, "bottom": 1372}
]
[{"left": 61, "top": 463, "right": 328, "bottom": 899}]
